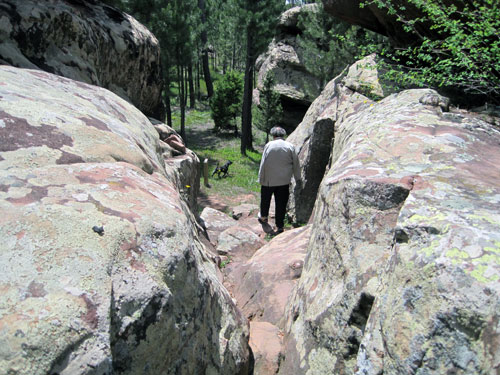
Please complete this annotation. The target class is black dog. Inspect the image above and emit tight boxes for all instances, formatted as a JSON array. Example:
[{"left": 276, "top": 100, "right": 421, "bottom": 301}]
[{"left": 212, "top": 160, "right": 233, "bottom": 178}]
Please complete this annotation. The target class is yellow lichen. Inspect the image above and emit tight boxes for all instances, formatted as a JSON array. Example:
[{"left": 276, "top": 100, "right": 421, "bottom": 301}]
[
  {"left": 419, "top": 240, "right": 441, "bottom": 257},
  {"left": 409, "top": 212, "right": 447, "bottom": 224},
  {"left": 484, "top": 241, "right": 500, "bottom": 254},
  {"left": 468, "top": 264, "right": 499, "bottom": 283},
  {"left": 446, "top": 248, "right": 469, "bottom": 264},
  {"left": 468, "top": 214, "right": 499, "bottom": 226}
]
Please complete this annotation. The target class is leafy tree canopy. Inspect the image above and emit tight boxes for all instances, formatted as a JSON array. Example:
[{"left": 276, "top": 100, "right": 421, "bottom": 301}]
[{"left": 361, "top": 0, "right": 500, "bottom": 105}]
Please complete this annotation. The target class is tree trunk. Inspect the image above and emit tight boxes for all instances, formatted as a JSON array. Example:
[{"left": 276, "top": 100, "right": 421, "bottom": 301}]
[
  {"left": 196, "top": 57, "right": 201, "bottom": 100},
  {"left": 241, "top": 26, "right": 254, "bottom": 156},
  {"left": 178, "top": 64, "right": 186, "bottom": 143},
  {"left": 198, "top": 0, "right": 214, "bottom": 98},
  {"left": 188, "top": 62, "right": 195, "bottom": 108},
  {"left": 165, "top": 90, "right": 172, "bottom": 128},
  {"left": 163, "top": 64, "right": 173, "bottom": 127},
  {"left": 232, "top": 42, "right": 236, "bottom": 71}
]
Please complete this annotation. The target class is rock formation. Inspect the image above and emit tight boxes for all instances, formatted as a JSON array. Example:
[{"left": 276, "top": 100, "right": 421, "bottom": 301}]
[
  {"left": 0, "top": 0, "right": 164, "bottom": 119},
  {"left": 288, "top": 54, "right": 393, "bottom": 224},
  {"left": 0, "top": 66, "right": 251, "bottom": 374},
  {"left": 280, "top": 68, "right": 500, "bottom": 374},
  {"left": 322, "top": 0, "right": 457, "bottom": 46},
  {"left": 254, "top": 4, "right": 322, "bottom": 133},
  {"left": 198, "top": 204, "right": 311, "bottom": 375}
]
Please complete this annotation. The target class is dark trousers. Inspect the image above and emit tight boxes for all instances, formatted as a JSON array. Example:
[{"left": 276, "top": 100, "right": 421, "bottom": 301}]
[{"left": 260, "top": 184, "right": 289, "bottom": 229}]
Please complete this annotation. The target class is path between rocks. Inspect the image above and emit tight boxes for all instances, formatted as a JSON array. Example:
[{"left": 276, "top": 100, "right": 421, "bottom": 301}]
[{"left": 198, "top": 197, "right": 311, "bottom": 375}]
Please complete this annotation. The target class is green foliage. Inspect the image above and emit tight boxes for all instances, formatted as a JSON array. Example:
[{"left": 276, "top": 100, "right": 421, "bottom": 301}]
[
  {"left": 234, "top": 0, "right": 284, "bottom": 58},
  {"left": 194, "top": 145, "right": 262, "bottom": 195},
  {"left": 361, "top": 0, "right": 500, "bottom": 104},
  {"left": 207, "top": 0, "right": 246, "bottom": 72},
  {"left": 210, "top": 71, "right": 244, "bottom": 132},
  {"left": 219, "top": 256, "right": 233, "bottom": 268},
  {"left": 297, "top": 2, "right": 387, "bottom": 89},
  {"left": 254, "top": 74, "right": 283, "bottom": 138}
]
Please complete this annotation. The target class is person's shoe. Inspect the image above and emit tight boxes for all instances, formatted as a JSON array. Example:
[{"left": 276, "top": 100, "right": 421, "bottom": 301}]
[
  {"left": 257, "top": 213, "right": 268, "bottom": 224},
  {"left": 275, "top": 227, "right": 284, "bottom": 234}
]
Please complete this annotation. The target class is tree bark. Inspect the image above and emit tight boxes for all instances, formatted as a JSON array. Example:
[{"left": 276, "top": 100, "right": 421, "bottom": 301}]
[
  {"left": 188, "top": 62, "right": 195, "bottom": 108},
  {"left": 163, "top": 63, "right": 173, "bottom": 127},
  {"left": 196, "top": 57, "right": 201, "bottom": 100},
  {"left": 178, "top": 63, "right": 186, "bottom": 143},
  {"left": 241, "top": 26, "right": 255, "bottom": 155},
  {"left": 165, "top": 90, "right": 172, "bottom": 128},
  {"left": 199, "top": 0, "right": 214, "bottom": 98}
]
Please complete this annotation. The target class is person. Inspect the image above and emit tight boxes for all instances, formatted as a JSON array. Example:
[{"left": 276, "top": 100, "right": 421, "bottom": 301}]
[{"left": 258, "top": 126, "right": 301, "bottom": 234}]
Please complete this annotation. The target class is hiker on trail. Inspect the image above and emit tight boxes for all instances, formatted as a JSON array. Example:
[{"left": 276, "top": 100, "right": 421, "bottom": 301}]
[{"left": 257, "top": 126, "right": 301, "bottom": 234}]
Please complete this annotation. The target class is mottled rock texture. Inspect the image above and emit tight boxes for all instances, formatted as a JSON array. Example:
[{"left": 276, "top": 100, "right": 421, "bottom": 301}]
[
  {"left": 280, "top": 88, "right": 500, "bottom": 374},
  {"left": 235, "top": 226, "right": 310, "bottom": 327},
  {"left": 288, "top": 54, "right": 389, "bottom": 224},
  {"left": 238, "top": 226, "right": 311, "bottom": 375},
  {"left": 0, "top": 0, "right": 164, "bottom": 118},
  {"left": 254, "top": 4, "right": 322, "bottom": 133},
  {"left": 0, "top": 66, "right": 250, "bottom": 375}
]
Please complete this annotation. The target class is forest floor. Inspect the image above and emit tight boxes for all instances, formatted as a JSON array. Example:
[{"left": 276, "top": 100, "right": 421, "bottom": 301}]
[{"left": 182, "top": 107, "right": 266, "bottom": 215}]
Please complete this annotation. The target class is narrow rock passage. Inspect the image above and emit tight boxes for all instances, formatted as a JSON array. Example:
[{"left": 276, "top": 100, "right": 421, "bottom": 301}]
[{"left": 199, "top": 200, "right": 311, "bottom": 374}]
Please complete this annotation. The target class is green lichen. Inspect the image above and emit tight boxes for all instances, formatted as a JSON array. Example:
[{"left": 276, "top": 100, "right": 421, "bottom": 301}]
[
  {"left": 419, "top": 239, "right": 441, "bottom": 257},
  {"left": 468, "top": 214, "right": 499, "bottom": 226},
  {"left": 409, "top": 212, "right": 447, "bottom": 224},
  {"left": 446, "top": 248, "right": 469, "bottom": 264},
  {"left": 484, "top": 241, "right": 500, "bottom": 254},
  {"left": 468, "top": 263, "right": 499, "bottom": 283},
  {"left": 472, "top": 253, "right": 500, "bottom": 266}
]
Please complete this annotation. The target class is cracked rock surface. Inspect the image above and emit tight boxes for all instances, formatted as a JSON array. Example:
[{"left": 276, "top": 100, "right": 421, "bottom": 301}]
[
  {"left": 0, "top": 0, "right": 164, "bottom": 118},
  {"left": 0, "top": 66, "right": 251, "bottom": 375},
  {"left": 280, "top": 88, "right": 500, "bottom": 374}
]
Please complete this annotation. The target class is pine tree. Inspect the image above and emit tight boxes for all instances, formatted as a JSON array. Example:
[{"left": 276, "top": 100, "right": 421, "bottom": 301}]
[
  {"left": 297, "top": 1, "right": 385, "bottom": 90},
  {"left": 210, "top": 70, "right": 244, "bottom": 134},
  {"left": 238, "top": 0, "right": 285, "bottom": 156},
  {"left": 255, "top": 74, "right": 283, "bottom": 142},
  {"left": 198, "top": 0, "right": 214, "bottom": 98}
]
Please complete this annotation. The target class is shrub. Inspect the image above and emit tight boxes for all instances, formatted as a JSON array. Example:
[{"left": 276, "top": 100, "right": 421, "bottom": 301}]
[
  {"left": 361, "top": 0, "right": 500, "bottom": 105},
  {"left": 210, "top": 70, "right": 243, "bottom": 133}
]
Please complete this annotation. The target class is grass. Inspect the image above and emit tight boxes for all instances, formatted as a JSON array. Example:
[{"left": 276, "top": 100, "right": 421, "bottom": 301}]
[
  {"left": 197, "top": 146, "right": 262, "bottom": 194},
  {"left": 171, "top": 106, "right": 213, "bottom": 128},
  {"left": 170, "top": 104, "right": 268, "bottom": 211}
]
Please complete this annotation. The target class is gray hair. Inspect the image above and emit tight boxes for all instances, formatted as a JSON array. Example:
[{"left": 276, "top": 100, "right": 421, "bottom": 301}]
[{"left": 270, "top": 126, "right": 286, "bottom": 138}]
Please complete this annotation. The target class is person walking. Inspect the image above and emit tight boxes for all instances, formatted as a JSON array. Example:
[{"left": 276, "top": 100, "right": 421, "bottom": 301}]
[{"left": 258, "top": 126, "right": 301, "bottom": 234}]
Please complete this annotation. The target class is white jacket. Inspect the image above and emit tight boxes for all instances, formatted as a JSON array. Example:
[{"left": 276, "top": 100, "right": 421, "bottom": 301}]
[{"left": 258, "top": 138, "right": 301, "bottom": 187}]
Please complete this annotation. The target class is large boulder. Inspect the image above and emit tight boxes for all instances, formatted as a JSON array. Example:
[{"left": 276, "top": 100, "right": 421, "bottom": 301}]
[
  {"left": 288, "top": 54, "right": 391, "bottom": 224},
  {"left": 235, "top": 225, "right": 311, "bottom": 326},
  {"left": 0, "top": 0, "right": 164, "bottom": 118},
  {"left": 0, "top": 66, "right": 251, "bottom": 374},
  {"left": 322, "top": 0, "right": 457, "bottom": 46},
  {"left": 236, "top": 226, "right": 311, "bottom": 375},
  {"left": 279, "top": 88, "right": 500, "bottom": 374},
  {"left": 254, "top": 4, "right": 322, "bottom": 133}
]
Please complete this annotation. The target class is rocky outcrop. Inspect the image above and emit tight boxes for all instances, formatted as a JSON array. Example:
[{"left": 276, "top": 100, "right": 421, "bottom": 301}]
[
  {"left": 323, "top": 0, "right": 457, "bottom": 46},
  {"left": 288, "top": 54, "right": 392, "bottom": 224},
  {"left": 240, "top": 226, "right": 310, "bottom": 375},
  {"left": 0, "top": 0, "right": 164, "bottom": 118},
  {"left": 254, "top": 4, "right": 322, "bottom": 133},
  {"left": 235, "top": 225, "right": 311, "bottom": 326},
  {"left": 0, "top": 66, "right": 250, "bottom": 374},
  {"left": 280, "top": 86, "right": 500, "bottom": 374}
]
